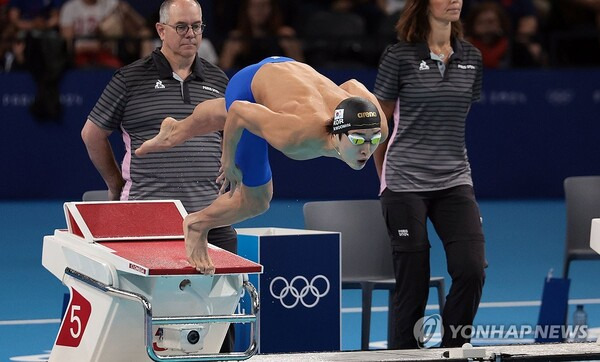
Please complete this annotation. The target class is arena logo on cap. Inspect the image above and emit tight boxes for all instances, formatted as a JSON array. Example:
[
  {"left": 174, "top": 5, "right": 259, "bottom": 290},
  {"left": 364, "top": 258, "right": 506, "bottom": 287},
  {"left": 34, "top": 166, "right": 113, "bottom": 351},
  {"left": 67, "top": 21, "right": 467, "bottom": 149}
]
[{"left": 357, "top": 111, "right": 378, "bottom": 118}]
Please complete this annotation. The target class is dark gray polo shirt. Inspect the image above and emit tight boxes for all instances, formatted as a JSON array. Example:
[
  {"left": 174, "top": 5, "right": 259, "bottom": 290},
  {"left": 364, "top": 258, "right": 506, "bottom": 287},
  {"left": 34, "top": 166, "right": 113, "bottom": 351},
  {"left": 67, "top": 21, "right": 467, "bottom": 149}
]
[
  {"left": 374, "top": 38, "right": 482, "bottom": 193},
  {"left": 89, "top": 49, "right": 229, "bottom": 212}
]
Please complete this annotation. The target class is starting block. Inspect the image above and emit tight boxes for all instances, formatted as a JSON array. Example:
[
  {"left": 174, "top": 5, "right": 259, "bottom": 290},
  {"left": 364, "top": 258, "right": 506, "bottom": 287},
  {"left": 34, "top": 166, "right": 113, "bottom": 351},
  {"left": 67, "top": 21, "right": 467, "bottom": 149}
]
[{"left": 42, "top": 200, "right": 263, "bottom": 361}]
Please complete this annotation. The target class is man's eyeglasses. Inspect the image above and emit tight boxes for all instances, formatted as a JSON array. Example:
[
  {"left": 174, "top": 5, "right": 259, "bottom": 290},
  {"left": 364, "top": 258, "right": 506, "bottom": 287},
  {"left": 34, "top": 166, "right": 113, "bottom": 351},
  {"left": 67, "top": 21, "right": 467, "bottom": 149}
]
[
  {"left": 163, "top": 22, "right": 206, "bottom": 36},
  {"left": 347, "top": 132, "right": 382, "bottom": 146}
]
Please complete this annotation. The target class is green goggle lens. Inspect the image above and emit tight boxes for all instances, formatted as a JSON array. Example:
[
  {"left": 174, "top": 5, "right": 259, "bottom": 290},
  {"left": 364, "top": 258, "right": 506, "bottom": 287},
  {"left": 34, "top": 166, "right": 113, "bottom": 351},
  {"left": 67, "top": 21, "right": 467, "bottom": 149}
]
[{"left": 347, "top": 133, "right": 381, "bottom": 146}]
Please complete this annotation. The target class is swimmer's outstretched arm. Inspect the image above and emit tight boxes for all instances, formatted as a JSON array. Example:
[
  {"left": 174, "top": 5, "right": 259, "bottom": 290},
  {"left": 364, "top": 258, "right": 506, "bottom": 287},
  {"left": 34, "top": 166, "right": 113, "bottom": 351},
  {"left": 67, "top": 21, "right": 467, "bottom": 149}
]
[{"left": 135, "top": 98, "right": 227, "bottom": 156}]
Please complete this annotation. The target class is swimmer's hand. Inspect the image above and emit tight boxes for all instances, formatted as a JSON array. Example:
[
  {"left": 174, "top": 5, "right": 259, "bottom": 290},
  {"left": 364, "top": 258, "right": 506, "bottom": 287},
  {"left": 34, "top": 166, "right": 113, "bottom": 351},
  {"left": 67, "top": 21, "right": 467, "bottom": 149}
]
[
  {"left": 135, "top": 117, "right": 180, "bottom": 156},
  {"left": 216, "top": 159, "right": 242, "bottom": 197}
]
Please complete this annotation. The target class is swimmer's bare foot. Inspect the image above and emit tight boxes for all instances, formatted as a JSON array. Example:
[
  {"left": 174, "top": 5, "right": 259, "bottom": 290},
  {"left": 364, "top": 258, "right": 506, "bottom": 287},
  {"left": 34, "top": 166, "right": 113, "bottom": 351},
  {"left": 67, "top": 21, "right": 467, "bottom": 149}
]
[
  {"left": 135, "top": 117, "right": 180, "bottom": 156},
  {"left": 186, "top": 238, "right": 215, "bottom": 274},
  {"left": 183, "top": 214, "right": 215, "bottom": 275}
]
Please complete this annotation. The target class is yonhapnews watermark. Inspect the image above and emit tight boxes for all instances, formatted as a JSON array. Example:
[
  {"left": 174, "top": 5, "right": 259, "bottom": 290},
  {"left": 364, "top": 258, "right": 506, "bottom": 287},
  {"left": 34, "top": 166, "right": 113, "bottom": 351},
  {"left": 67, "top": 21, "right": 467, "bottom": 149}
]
[{"left": 413, "top": 314, "right": 588, "bottom": 348}]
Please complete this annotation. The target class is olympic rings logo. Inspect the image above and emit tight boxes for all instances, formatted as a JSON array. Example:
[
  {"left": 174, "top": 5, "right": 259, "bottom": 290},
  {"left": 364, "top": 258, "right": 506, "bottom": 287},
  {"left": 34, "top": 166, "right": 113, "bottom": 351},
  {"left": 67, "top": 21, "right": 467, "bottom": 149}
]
[{"left": 269, "top": 275, "right": 330, "bottom": 309}]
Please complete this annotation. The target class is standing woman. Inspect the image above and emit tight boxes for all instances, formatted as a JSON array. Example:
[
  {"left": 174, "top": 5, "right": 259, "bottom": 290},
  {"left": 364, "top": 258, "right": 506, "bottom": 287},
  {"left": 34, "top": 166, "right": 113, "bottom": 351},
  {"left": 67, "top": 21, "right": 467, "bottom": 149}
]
[{"left": 373, "top": 0, "right": 486, "bottom": 349}]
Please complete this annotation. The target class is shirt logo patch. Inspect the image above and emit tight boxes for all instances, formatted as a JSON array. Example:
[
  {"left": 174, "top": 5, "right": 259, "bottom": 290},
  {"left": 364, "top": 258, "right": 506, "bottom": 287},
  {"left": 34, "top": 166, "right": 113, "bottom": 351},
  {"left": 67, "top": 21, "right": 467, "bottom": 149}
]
[
  {"left": 419, "top": 60, "right": 430, "bottom": 71},
  {"left": 155, "top": 80, "right": 165, "bottom": 89},
  {"left": 458, "top": 64, "right": 476, "bottom": 70},
  {"left": 202, "top": 85, "right": 220, "bottom": 94},
  {"left": 398, "top": 229, "right": 410, "bottom": 237}
]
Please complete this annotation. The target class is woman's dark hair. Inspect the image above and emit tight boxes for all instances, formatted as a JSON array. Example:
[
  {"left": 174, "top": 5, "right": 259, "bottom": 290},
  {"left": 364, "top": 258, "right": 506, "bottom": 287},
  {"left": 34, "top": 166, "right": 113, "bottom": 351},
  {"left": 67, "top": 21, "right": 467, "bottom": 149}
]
[{"left": 395, "top": 0, "right": 463, "bottom": 42}]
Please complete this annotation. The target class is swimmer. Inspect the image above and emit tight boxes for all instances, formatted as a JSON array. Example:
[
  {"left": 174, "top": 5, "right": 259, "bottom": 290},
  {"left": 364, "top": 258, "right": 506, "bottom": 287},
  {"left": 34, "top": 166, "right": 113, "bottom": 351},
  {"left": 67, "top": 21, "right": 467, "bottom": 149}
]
[{"left": 136, "top": 56, "right": 388, "bottom": 274}]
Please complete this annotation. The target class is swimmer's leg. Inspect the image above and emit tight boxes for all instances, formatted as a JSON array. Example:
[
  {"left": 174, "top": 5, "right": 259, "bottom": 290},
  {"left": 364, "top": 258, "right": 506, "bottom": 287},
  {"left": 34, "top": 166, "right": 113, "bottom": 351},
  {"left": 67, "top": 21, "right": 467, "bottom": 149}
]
[{"left": 184, "top": 181, "right": 273, "bottom": 274}]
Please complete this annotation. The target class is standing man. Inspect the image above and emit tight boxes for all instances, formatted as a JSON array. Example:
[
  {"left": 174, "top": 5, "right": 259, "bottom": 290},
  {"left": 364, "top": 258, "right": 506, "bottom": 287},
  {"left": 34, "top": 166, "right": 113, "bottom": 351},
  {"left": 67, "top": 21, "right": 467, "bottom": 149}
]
[{"left": 80, "top": 0, "right": 236, "bottom": 351}]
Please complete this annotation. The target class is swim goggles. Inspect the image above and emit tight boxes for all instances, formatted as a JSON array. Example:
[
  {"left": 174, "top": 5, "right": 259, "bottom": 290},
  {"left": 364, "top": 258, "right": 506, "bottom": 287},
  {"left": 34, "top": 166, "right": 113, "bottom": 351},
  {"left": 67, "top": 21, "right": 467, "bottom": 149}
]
[{"left": 347, "top": 132, "right": 382, "bottom": 146}]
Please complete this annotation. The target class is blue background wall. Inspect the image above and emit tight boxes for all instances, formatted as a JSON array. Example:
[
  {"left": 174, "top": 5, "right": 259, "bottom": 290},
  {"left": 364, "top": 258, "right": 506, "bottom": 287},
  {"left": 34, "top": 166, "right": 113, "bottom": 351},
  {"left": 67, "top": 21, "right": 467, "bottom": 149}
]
[{"left": 1, "top": 69, "right": 599, "bottom": 200}]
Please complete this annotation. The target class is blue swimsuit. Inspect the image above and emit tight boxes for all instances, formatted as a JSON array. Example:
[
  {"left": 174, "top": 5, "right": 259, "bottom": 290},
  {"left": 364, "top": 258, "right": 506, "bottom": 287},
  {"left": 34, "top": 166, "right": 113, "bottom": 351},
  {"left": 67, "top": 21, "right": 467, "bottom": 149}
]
[{"left": 225, "top": 56, "right": 295, "bottom": 187}]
